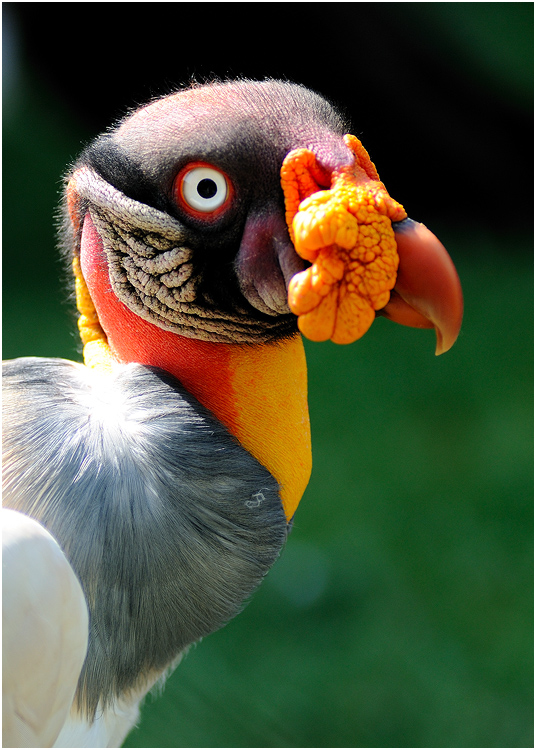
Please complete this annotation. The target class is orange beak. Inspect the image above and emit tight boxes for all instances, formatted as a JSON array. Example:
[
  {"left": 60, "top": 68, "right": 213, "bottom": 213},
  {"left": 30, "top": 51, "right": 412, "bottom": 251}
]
[
  {"left": 281, "top": 135, "right": 463, "bottom": 354},
  {"left": 381, "top": 219, "right": 463, "bottom": 355}
]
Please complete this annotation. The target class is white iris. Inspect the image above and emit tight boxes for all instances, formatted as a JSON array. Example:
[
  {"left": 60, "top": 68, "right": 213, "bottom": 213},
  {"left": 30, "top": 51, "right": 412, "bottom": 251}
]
[{"left": 181, "top": 167, "right": 228, "bottom": 212}]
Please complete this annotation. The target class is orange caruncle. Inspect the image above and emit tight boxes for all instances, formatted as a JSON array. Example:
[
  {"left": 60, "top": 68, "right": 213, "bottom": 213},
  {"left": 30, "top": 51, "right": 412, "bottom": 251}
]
[{"left": 281, "top": 134, "right": 407, "bottom": 344}]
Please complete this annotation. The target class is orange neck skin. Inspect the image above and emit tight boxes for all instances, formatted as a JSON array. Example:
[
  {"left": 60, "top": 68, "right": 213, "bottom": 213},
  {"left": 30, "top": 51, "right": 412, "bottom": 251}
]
[{"left": 80, "top": 214, "right": 311, "bottom": 520}]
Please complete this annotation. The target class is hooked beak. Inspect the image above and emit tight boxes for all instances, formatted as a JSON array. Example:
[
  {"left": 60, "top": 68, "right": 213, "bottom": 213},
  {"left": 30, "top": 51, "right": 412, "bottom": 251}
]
[
  {"left": 281, "top": 135, "right": 463, "bottom": 354},
  {"left": 382, "top": 219, "right": 463, "bottom": 355}
]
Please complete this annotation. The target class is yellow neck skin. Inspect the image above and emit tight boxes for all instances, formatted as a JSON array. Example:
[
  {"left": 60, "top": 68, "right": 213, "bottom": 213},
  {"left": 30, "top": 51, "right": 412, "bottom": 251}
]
[{"left": 224, "top": 336, "right": 312, "bottom": 520}]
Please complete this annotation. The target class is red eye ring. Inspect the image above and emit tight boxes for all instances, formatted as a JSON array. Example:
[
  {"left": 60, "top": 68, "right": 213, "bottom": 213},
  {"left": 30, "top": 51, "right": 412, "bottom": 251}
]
[{"left": 173, "top": 162, "right": 234, "bottom": 221}]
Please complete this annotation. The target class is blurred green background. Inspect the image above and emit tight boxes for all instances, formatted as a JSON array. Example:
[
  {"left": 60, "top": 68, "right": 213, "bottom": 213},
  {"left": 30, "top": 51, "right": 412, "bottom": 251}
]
[{"left": 3, "top": 3, "right": 532, "bottom": 747}]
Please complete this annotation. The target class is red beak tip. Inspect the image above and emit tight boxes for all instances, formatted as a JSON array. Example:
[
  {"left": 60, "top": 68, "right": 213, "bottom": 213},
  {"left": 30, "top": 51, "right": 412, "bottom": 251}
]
[{"left": 391, "top": 219, "right": 463, "bottom": 356}]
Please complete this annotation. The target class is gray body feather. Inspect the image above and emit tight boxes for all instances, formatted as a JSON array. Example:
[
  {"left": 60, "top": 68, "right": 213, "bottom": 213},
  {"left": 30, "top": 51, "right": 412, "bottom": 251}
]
[{"left": 2, "top": 357, "right": 287, "bottom": 717}]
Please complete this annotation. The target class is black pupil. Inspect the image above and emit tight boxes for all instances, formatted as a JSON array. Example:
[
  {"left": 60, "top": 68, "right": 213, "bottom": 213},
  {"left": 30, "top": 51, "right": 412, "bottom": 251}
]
[{"left": 197, "top": 178, "right": 218, "bottom": 200}]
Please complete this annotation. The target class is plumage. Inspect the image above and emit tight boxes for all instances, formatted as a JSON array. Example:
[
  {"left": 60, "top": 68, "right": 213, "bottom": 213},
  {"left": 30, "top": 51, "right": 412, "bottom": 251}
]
[
  {"left": 2, "top": 510, "right": 89, "bottom": 747},
  {"left": 3, "top": 358, "right": 286, "bottom": 719},
  {"left": 2, "top": 79, "right": 463, "bottom": 747}
]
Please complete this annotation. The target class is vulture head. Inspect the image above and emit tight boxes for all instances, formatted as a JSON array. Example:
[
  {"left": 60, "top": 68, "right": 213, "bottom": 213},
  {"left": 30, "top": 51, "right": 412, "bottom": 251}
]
[{"left": 65, "top": 79, "right": 463, "bottom": 523}]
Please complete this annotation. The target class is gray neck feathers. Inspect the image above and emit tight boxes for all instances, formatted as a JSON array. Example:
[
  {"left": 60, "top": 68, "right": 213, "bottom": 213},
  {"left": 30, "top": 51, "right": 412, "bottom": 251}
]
[{"left": 2, "top": 358, "right": 287, "bottom": 717}]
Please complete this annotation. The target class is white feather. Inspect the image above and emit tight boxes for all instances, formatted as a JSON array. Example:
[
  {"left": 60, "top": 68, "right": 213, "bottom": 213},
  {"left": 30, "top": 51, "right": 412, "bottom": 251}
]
[{"left": 2, "top": 510, "right": 89, "bottom": 747}]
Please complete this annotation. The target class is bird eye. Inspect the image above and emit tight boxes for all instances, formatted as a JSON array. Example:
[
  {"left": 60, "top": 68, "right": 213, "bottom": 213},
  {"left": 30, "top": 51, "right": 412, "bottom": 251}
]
[{"left": 174, "top": 163, "right": 232, "bottom": 218}]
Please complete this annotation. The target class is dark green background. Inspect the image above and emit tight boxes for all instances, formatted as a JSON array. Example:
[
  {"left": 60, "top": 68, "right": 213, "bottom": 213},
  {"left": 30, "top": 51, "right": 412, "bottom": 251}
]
[{"left": 3, "top": 3, "right": 532, "bottom": 747}]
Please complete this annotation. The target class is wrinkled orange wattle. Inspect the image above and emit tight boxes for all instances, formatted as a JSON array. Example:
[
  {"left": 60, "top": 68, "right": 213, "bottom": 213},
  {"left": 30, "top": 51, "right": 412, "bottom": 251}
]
[{"left": 281, "top": 134, "right": 407, "bottom": 344}]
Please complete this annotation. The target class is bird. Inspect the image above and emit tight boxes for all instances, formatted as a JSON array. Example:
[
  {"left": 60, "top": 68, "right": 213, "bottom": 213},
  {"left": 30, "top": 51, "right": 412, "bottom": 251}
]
[{"left": 2, "top": 79, "right": 463, "bottom": 748}]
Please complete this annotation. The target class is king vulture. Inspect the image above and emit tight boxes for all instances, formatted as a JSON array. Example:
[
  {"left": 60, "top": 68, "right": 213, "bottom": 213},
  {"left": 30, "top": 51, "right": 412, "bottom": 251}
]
[{"left": 2, "top": 79, "right": 463, "bottom": 748}]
